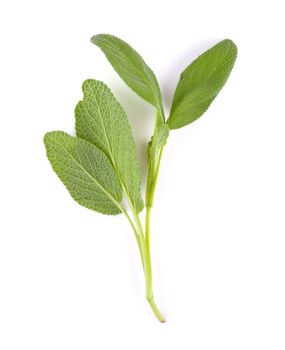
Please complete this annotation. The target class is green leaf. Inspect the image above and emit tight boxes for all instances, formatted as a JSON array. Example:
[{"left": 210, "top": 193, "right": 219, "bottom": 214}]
[
  {"left": 146, "top": 123, "right": 169, "bottom": 208},
  {"left": 91, "top": 34, "right": 164, "bottom": 123},
  {"left": 148, "top": 123, "right": 169, "bottom": 159},
  {"left": 75, "top": 79, "right": 144, "bottom": 212},
  {"left": 167, "top": 39, "right": 237, "bottom": 130},
  {"left": 44, "top": 131, "right": 123, "bottom": 215}
]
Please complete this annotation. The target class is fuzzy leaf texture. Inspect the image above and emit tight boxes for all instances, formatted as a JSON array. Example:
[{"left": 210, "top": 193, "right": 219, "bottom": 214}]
[
  {"left": 44, "top": 131, "right": 123, "bottom": 215},
  {"left": 167, "top": 39, "right": 237, "bottom": 130},
  {"left": 91, "top": 34, "right": 164, "bottom": 123},
  {"left": 75, "top": 79, "right": 144, "bottom": 212}
]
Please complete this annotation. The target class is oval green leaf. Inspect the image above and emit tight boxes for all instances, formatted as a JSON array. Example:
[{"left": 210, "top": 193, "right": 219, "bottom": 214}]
[
  {"left": 91, "top": 34, "right": 164, "bottom": 123},
  {"left": 44, "top": 131, "right": 123, "bottom": 215},
  {"left": 75, "top": 80, "right": 144, "bottom": 212},
  {"left": 167, "top": 39, "right": 237, "bottom": 130}
]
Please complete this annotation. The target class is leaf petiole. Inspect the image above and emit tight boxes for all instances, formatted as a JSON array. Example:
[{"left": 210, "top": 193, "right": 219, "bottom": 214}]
[
  {"left": 45, "top": 34, "right": 237, "bottom": 323},
  {"left": 121, "top": 182, "right": 166, "bottom": 322}
]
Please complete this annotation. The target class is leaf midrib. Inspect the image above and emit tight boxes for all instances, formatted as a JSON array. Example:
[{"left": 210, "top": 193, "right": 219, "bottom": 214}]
[
  {"left": 87, "top": 85, "right": 137, "bottom": 207},
  {"left": 171, "top": 50, "right": 233, "bottom": 117},
  {"left": 98, "top": 37, "right": 163, "bottom": 114},
  {"left": 54, "top": 139, "right": 122, "bottom": 211}
]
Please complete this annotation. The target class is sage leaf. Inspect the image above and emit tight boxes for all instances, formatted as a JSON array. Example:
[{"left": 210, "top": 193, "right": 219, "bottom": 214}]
[
  {"left": 167, "top": 39, "right": 237, "bottom": 130},
  {"left": 148, "top": 123, "right": 169, "bottom": 159},
  {"left": 44, "top": 131, "right": 123, "bottom": 215},
  {"left": 75, "top": 79, "right": 144, "bottom": 212},
  {"left": 44, "top": 35, "right": 238, "bottom": 322},
  {"left": 91, "top": 34, "right": 164, "bottom": 122}
]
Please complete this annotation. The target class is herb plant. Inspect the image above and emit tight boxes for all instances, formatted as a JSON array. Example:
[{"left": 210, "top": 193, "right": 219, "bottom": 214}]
[{"left": 44, "top": 34, "right": 237, "bottom": 322}]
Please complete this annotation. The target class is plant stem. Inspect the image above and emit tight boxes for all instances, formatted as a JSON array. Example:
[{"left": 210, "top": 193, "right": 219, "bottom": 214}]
[
  {"left": 147, "top": 296, "right": 166, "bottom": 322},
  {"left": 125, "top": 194, "right": 165, "bottom": 322},
  {"left": 119, "top": 203, "right": 145, "bottom": 270},
  {"left": 143, "top": 234, "right": 166, "bottom": 322},
  {"left": 120, "top": 130, "right": 166, "bottom": 322},
  {"left": 128, "top": 218, "right": 164, "bottom": 323},
  {"left": 142, "top": 143, "right": 166, "bottom": 322},
  {"left": 145, "top": 204, "right": 152, "bottom": 255},
  {"left": 145, "top": 146, "right": 164, "bottom": 252}
]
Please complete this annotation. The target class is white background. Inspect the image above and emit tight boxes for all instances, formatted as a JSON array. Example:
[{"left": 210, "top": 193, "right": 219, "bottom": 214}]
[{"left": 0, "top": 0, "right": 284, "bottom": 349}]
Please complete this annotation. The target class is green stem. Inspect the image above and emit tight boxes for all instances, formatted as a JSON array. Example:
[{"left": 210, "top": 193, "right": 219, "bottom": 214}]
[
  {"left": 145, "top": 204, "right": 151, "bottom": 255},
  {"left": 147, "top": 296, "right": 166, "bottom": 322},
  {"left": 118, "top": 203, "right": 145, "bottom": 268},
  {"left": 143, "top": 143, "right": 166, "bottom": 322},
  {"left": 145, "top": 146, "right": 164, "bottom": 250},
  {"left": 143, "top": 233, "right": 166, "bottom": 322},
  {"left": 124, "top": 193, "right": 165, "bottom": 322},
  {"left": 118, "top": 127, "right": 166, "bottom": 322},
  {"left": 132, "top": 217, "right": 165, "bottom": 323}
]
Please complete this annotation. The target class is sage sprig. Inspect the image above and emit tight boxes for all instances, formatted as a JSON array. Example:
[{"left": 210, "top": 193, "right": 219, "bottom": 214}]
[{"left": 44, "top": 34, "right": 237, "bottom": 322}]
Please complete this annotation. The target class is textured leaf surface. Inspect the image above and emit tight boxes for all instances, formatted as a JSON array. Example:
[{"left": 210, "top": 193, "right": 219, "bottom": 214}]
[
  {"left": 75, "top": 80, "right": 144, "bottom": 212},
  {"left": 91, "top": 34, "right": 164, "bottom": 122},
  {"left": 167, "top": 39, "right": 237, "bottom": 130},
  {"left": 44, "top": 131, "right": 123, "bottom": 215}
]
